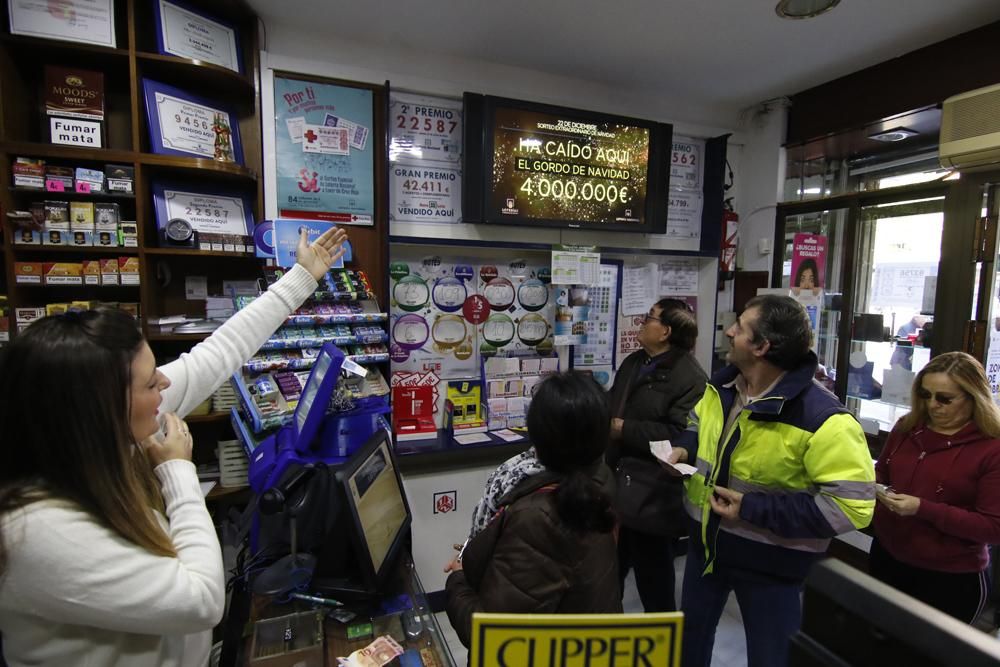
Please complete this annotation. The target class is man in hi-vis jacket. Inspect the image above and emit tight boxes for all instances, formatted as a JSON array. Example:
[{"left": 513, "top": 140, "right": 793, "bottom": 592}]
[{"left": 668, "top": 294, "right": 875, "bottom": 667}]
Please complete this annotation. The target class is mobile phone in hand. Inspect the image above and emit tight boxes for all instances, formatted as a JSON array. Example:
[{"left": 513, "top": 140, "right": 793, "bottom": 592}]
[{"left": 875, "top": 483, "right": 893, "bottom": 496}]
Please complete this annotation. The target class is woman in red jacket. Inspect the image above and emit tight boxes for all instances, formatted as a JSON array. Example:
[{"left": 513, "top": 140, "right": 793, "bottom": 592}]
[{"left": 872, "top": 351, "right": 1000, "bottom": 623}]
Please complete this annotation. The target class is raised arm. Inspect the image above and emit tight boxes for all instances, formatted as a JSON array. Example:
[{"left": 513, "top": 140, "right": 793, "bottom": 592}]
[{"left": 157, "top": 228, "right": 348, "bottom": 416}]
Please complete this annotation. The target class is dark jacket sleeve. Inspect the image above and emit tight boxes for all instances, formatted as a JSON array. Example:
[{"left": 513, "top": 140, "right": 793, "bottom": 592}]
[
  {"left": 444, "top": 502, "right": 572, "bottom": 647},
  {"left": 620, "top": 372, "right": 706, "bottom": 457},
  {"left": 444, "top": 570, "right": 481, "bottom": 648}
]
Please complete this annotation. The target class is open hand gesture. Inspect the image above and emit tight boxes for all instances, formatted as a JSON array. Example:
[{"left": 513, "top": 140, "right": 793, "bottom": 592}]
[{"left": 296, "top": 226, "right": 349, "bottom": 280}]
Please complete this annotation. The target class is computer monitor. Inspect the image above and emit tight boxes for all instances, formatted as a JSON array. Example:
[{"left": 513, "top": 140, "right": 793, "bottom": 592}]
[
  {"left": 791, "top": 559, "right": 1000, "bottom": 667},
  {"left": 313, "top": 429, "right": 412, "bottom": 597}
]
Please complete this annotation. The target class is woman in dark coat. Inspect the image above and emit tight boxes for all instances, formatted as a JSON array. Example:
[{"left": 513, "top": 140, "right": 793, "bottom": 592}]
[
  {"left": 444, "top": 372, "right": 622, "bottom": 648},
  {"left": 607, "top": 298, "right": 707, "bottom": 612}
]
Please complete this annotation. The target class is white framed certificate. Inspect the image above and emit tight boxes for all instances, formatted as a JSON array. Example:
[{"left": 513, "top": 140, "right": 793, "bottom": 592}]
[
  {"left": 142, "top": 78, "right": 244, "bottom": 164},
  {"left": 152, "top": 181, "right": 254, "bottom": 237},
  {"left": 8, "top": 0, "right": 116, "bottom": 48},
  {"left": 153, "top": 0, "right": 241, "bottom": 74}
]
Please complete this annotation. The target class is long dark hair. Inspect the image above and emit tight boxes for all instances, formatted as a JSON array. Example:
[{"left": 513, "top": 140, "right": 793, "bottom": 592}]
[
  {"left": 0, "top": 309, "right": 176, "bottom": 574},
  {"left": 527, "top": 371, "right": 614, "bottom": 533}
]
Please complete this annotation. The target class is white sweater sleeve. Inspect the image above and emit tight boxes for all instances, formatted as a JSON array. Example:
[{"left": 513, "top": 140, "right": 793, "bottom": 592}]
[
  {"left": 157, "top": 264, "right": 318, "bottom": 417},
  {"left": 0, "top": 461, "right": 224, "bottom": 635}
]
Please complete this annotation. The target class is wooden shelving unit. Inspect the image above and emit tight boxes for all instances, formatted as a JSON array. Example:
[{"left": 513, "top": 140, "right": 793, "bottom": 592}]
[{"left": 0, "top": 0, "right": 263, "bottom": 473}]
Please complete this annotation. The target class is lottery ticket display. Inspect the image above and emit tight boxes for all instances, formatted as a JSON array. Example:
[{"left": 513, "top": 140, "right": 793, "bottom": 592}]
[
  {"left": 388, "top": 258, "right": 558, "bottom": 383},
  {"left": 389, "top": 257, "right": 479, "bottom": 380},
  {"left": 477, "top": 260, "right": 556, "bottom": 358}
]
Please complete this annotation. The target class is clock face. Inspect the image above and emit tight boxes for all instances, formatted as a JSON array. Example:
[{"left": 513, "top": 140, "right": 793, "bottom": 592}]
[{"left": 165, "top": 218, "right": 193, "bottom": 241}]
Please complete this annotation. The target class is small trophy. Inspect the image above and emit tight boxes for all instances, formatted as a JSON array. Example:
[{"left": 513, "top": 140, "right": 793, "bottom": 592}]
[{"left": 212, "top": 112, "right": 234, "bottom": 162}]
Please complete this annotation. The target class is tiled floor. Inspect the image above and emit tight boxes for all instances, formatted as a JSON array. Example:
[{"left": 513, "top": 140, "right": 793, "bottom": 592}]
[{"left": 434, "top": 552, "right": 749, "bottom": 667}]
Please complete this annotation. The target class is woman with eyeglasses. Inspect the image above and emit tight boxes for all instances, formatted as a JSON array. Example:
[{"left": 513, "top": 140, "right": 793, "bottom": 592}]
[
  {"left": 0, "top": 228, "right": 348, "bottom": 666},
  {"left": 871, "top": 351, "right": 1000, "bottom": 623},
  {"left": 606, "top": 298, "right": 707, "bottom": 612}
]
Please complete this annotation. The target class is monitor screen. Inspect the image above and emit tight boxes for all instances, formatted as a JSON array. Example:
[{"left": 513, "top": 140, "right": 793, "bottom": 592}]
[
  {"left": 338, "top": 430, "right": 411, "bottom": 584},
  {"left": 471, "top": 94, "right": 670, "bottom": 233}
]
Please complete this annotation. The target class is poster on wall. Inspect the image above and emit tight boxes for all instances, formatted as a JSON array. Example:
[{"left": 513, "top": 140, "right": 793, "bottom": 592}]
[
  {"left": 573, "top": 263, "right": 619, "bottom": 367},
  {"left": 389, "top": 92, "right": 463, "bottom": 225},
  {"left": 273, "top": 74, "right": 374, "bottom": 225},
  {"left": 790, "top": 233, "right": 827, "bottom": 291},
  {"left": 553, "top": 285, "right": 590, "bottom": 346},
  {"left": 389, "top": 164, "right": 462, "bottom": 224},
  {"left": 389, "top": 92, "right": 462, "bottom": 163},
  {"left": 477, "top": 260, "right": 556, "bottom": 359},
  {"left": 666, "top": 190, "right": 703, "bottom": 240},
  {"left": 388, "top": 256, "right": 480, "bottom": 380},
  {"left": 670, "top": 136, "right": 705, "bottom": 191}
]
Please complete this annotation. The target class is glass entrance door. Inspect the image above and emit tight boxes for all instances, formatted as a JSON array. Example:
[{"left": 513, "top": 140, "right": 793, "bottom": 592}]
[{"left": 847, "top": 195, "right": 945, "bottom": 431}]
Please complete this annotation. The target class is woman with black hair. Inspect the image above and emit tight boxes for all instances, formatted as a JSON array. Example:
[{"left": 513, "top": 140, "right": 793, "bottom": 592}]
[
  {"left": 607, "top": 298, "right": 706, "bottom": 612},
  {"left": 794, "top": 258, "right": 820, "bottom": 289},
  {"left": 444, "top": 371, "right": 622, "bottom": 648},
  {"left": 0, "top": 228, "right": 348, "bottom": 667}
]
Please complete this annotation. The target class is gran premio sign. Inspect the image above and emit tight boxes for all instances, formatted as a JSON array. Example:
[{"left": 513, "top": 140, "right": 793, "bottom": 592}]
[{"left": 470, "top": 613, "right": 683, "bottom": 667}]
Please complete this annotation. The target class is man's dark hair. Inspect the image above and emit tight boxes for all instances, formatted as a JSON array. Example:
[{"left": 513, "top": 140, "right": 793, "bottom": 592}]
[
  {"left": 743, "top": 294, "right": 813, "bottom": 370},
  {"left": 654, "top": 298, "right": 697, "bottom": 351}
]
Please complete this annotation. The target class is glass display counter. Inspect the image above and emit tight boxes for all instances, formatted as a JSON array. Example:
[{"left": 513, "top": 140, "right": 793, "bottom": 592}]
[{"left": 247, "top": 556, "right": 456, "bottom": 667}]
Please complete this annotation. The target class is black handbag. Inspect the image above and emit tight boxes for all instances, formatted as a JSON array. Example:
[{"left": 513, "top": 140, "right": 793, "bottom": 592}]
[{"left": 613, "top": 456, "right": 685, "bottom": 536}]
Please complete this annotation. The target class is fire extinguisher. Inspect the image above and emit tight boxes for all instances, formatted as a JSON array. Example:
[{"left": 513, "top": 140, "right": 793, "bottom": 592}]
[{"left": 720, "top": 208, "right": 739, "bottom": 280}]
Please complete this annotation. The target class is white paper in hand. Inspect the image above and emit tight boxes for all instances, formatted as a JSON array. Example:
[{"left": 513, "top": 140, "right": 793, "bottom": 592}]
[{"left": 649, "top": 439, "right": 697, "bottom": 476}]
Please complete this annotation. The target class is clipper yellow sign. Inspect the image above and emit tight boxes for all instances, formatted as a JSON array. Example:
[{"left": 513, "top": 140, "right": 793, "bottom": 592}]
[{"left": 470, "top": 612, "right": 683, "bottom": 667}]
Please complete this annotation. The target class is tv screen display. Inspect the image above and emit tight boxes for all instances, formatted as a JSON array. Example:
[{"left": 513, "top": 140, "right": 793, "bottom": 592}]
[
  {"left": 342, "top": 431, "right": 411, "bottom": 580},
  {"left": 477, "top": 95, "right": 670, "bottom": 233}
]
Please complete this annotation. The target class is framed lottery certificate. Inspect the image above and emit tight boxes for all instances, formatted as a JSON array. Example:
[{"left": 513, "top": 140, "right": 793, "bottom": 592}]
[
  {"left": 142, "top": 78, "right": 243, "bottom": 164},
  {"left": 151, "top": 180, "right": 253, "bottom": 238},
  {"left": 8, "top": 0, "right": 116, "bottom": 48},
  {"left": 152, "top": 0, "right": 241, "bottom": 74}
]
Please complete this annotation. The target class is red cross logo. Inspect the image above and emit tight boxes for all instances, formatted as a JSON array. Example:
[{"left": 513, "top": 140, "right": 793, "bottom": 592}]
[{"left": 303, "top": 129, "right": 318, "bottom": 143}]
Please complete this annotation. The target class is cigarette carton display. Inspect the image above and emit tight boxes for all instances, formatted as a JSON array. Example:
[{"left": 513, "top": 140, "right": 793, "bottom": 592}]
[
  {"left": 43, "top": 262, "right": 83, "bottom": 285},
  {"left": 14, "top": 262, "right": 43, "bottom": 284}
]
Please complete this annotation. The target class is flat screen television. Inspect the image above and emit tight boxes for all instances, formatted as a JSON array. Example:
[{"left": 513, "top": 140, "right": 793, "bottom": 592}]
[{"left": 464, "top": 93, "right": 671, "bottom": 233}]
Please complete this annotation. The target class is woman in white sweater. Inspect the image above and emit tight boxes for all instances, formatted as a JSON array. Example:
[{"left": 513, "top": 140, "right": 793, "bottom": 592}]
[{"left": 0, "top": 227, "right": 348, "bottom": 667}]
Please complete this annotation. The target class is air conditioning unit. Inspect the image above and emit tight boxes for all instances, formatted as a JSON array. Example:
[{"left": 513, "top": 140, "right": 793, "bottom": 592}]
[{"left": 940, "top": 82, "right": 1000, "bottom": 171}]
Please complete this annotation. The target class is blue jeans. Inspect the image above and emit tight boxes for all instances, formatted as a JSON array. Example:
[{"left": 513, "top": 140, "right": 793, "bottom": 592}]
[{"left": 681, "top": 541, "right": 803, "bottom": 667}]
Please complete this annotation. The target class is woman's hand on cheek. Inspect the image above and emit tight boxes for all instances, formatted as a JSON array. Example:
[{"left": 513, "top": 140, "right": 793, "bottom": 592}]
[{"left": 141, "top": 412, "right": 192, "bottom": 466}]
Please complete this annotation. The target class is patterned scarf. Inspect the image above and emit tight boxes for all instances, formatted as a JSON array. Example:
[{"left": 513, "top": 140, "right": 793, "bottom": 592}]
[{"left": 469, "top": 447, "right": 545, "bottom": 537}]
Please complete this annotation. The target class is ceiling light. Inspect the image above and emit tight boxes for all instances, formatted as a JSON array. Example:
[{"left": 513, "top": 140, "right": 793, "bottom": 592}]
[
  {"left": 868, "top": 127, "right": 920, "bottom": 143},
  {"left": 776, "top": 0, "right": 840, "bottom": 19}
]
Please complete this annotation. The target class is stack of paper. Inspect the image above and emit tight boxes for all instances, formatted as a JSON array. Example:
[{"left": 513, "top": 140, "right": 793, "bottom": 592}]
[
  {"left": 205, "top": 297, "right": 235, "bottom": 319},
  {"left": 212, "top": 382, "right": 238, "bottom": 413}
]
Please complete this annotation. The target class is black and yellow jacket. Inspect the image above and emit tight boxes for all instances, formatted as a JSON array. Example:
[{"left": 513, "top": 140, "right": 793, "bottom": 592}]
[{"left": 677, "top": 352, "right": 875, "bottom": 581}]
